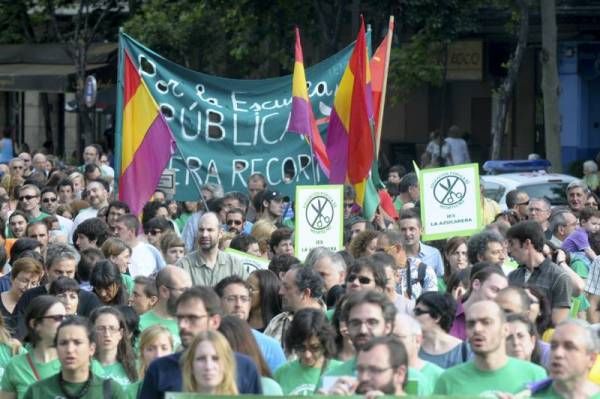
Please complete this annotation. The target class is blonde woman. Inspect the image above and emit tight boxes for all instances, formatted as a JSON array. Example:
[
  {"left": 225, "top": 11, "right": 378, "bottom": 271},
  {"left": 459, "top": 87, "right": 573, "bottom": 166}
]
[
  {"left": 250, "top": 220, "right": 276, "bottom": 259},
  {"left": 126, "top": 325, "right": 174, "bottom": 399},
  {"left": 180, "top": 331, "right": 237, "bottom": 395}
]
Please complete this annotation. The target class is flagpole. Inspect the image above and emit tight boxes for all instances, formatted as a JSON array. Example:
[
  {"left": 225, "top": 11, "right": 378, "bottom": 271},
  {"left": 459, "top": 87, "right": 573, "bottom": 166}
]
[
  {"left": 308, "top": 136, "right": 319, "bottom": 184},
  {"left": 375, "top": 15, "right": 394, "bottom": 158}
]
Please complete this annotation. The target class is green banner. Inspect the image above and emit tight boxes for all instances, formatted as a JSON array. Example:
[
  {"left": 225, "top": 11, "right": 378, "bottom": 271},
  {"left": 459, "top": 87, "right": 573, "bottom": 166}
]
[{"left": 117, "top": 32, "right": 367, "bottom": 201}]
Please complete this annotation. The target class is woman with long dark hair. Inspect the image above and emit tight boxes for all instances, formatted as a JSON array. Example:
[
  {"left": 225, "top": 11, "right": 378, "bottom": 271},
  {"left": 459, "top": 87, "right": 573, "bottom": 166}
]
[
  {"left": 90, "top": 260, "right": 128, "bottom": 306},
  {"left": 505, "top": 313, "right": 549, "bottom": 368},
  {"left": 0, "top": 296, "right": 66, "bottom": 399},
  {"left": 275, "top": 308, "right": 340, "bottom": 395},
  {"left": 247, "top": 270, "right": 281, "bottom": 331},
  {"left": 89, "top": 307, "right": 137, "bottom": 387},
  {"left": 22, "top": 316, "right": 126, "bottom": 398},
  {"left": 218, "top": 315, "right": 282, "bottom": 395},
  {"left": 442, "top": 237, "right": 469, "bottom": 292}
]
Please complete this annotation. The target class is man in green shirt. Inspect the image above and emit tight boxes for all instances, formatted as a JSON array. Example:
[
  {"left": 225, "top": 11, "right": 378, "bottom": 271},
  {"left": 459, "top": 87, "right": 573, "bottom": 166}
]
[
  {"left": 176, "top": 212, "right": 247, "bottom": 286},
  {"left": 138, "top": 266, "right": 192, "bottom": 350},
  {"left": 320, "top": 290, "right": 396, "bottom": 386},
  {"left": 533, "top": 319, "right": 600, "bottom": 398},
  {"left": 435, "top": 300, "right": 547, "bottom": 395},
  {"left": 393, "top": 313, "right": 443, "bottom": 395}
]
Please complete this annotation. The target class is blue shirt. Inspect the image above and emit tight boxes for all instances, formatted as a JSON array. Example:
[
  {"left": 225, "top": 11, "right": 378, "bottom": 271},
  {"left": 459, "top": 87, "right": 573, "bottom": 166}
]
[
  {"left": 252, "top": 329, "right": 286, "bottom": 373},
  {"left": 416, "top": 242, "right": 444, "bottom": 277},
  {"left": 140, "top": 351, "right": 262, "bottom": 398},
  {"left": 0, "top": 274, "right": 10, "bottom": 294}
]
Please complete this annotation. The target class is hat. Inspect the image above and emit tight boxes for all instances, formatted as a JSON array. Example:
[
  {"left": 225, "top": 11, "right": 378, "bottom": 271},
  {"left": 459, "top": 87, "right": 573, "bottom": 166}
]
[{"left": 263, "top": 190, "right": 282, "bottom": 201}]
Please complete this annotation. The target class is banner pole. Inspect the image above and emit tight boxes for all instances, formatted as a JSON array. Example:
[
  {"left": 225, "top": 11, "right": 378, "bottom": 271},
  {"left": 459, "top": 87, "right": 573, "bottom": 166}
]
[{"left": 375, "top": 15, "right": 394, "bottom": 159}]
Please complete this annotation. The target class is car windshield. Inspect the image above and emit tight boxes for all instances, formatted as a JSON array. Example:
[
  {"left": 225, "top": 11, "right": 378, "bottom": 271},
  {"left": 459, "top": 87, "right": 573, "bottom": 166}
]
[{"left": 517, "top": 183, "right": 569, "bottom": 206}]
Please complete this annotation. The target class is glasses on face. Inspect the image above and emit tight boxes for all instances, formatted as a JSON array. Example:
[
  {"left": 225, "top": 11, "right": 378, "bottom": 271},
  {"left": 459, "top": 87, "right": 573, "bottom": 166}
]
[
  {"left": 39, "top": 314, "right": 66, "bottom": 322},
  {"left": 356, "top": 365, "right": 393, "bottom": 375},
  {"left": 348, "top": 274, "right": 372, "bottom": 285},
  {"left": 19, "top": 195, "right": 38, "bottom": 201},
  {"left": 413, "top": 307, "right": 434, "bottom": 317},
  {"left": 517, "top": 200, "right": 529, "bottom": 206},
  {"left": 226, "top": 219, "right": 243, "bottom": 226},
  {"left": 42, "top": 197, "right": 57, "bottom": 203},
  {"left": 293, "top": 344, "right": 323, "bottom": 354},
  {"left": 96, "top": 325, "right": 121, "bottom": 334},
  {"left": 223, "top": 295, "right": 250, "bottom": 303},
  {"left": 176, "top": 314, "right": 208, "bottom": 324},
  {"left": 347, "top": 318, "right": 381, "bottom": 331}
]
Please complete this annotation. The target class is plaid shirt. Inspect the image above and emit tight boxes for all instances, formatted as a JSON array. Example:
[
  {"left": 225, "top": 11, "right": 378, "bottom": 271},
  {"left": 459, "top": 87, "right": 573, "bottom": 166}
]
[{"left": 508, "top": 258, "right": 572, "bottom": 309}]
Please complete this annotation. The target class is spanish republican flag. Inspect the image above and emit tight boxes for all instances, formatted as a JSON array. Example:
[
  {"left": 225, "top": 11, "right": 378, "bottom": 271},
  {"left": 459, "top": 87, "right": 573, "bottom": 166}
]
[
  {"left": 325, "top": 18, "right": 374, "bottom": 207},
  {"left": 118, "top": 51, "right": 174, "bottom": 215},
  {"left": 288, "top": 27, "right": 330, "bottom": 178}
]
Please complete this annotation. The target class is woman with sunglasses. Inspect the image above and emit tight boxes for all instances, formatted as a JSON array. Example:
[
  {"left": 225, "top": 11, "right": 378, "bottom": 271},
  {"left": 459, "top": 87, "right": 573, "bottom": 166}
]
[
  {"left": 345, "top": 257, "right": 387, "bottom": 294},
  {"left": 0, "top": 296, "right": 66, "bottom": 399},
  {"left": 274, "top": 308, "right": 340, "bottom": 395},
  {"left": 89, "top": 307, "right": 137, "bottom": 387},
  {"left": 22, "top": 316, "right": 127, "bottom": 399},
  {"left": 413, "top": 292, "right": 469, "bottom": 369}
]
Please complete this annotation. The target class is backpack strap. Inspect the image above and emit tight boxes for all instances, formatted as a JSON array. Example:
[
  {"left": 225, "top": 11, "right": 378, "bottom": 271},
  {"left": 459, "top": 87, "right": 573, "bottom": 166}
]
[
  {"left": 417, "top": 262, "right": 428, "bottom": 287},
  {"left": 103, "top": 378, "right": 112, "bottom": 399}
]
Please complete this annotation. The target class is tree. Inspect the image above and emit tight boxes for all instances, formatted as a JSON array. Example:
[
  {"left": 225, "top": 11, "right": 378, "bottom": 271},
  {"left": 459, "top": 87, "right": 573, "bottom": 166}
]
[
  {"left": 540, "top": 0, "right": 561, "bottom": 171},
  {"left": 490, "top": 0, "right": 530, "bottom": 160}
]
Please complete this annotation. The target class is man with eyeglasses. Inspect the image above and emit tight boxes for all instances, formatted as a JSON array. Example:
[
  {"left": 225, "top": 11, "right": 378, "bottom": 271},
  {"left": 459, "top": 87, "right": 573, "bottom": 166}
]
[
  {"left": 12, "top": 244, "right": 102, "bottom": 340},
  {"left": 527, "top": 198, "right": 552, "bottom": 239},
  {"left": 214, "top": 275, "right": 286, "bottom": 373},
  {"left": 435, "top": 300, "right": 546, "bottom": 395},
  {"left": 321, "top": 290, "right": 396, "bottom": 388},
  {"left": 225, "top": 208, "right": 249, "bottom": 235},
  {"left": 139, "top": 266, "right": 192, "bottom": 350},
  {"left": 140, "top": 286, "right": 262, "bottom": 397},
  {"left": 264, "top": 265, "right": 325, "bottom": 345},
  {"left": 328, "top": 336, "right": 409, "bottom": 397},
  {"left": 506, "top": 190, "right": 530, "bottom": 221},
  {"left": 143, "top": 217, "right": 172, "bottom": 250},
  {"left": 40, "top": 186, "right": 74, "bottom": 238},
  {"left": 18, "top": 184, "right": 49, "bottom": 223}
]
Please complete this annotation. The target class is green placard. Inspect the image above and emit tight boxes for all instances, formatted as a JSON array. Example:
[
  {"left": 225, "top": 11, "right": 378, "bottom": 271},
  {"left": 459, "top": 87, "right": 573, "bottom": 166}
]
[{"left": 418, "top": 163, "right": 483, "bottom": 241}]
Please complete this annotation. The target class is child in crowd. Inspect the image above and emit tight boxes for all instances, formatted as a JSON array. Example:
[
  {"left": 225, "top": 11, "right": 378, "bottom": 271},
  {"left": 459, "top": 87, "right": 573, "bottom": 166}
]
[{"left": 562, "top": 207, "right": 600, "bottom": 261}]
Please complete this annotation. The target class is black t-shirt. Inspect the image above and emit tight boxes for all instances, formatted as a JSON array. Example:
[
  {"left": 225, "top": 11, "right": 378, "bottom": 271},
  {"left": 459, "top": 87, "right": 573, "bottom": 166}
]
[{"left": 12, "top": 285, "right": 101, "bottom": 339}]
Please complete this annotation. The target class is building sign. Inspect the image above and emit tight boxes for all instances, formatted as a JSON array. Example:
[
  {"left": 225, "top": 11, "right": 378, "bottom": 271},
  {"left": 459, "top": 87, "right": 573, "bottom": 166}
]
[{"left": 446, "top": 41, "right": 483, "bottom": 81}]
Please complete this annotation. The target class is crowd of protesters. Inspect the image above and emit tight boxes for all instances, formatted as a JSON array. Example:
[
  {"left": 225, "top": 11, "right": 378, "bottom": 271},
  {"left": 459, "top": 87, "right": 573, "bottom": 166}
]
[{"left": 0, "top": 143, "right": 595, "bottom": 398}]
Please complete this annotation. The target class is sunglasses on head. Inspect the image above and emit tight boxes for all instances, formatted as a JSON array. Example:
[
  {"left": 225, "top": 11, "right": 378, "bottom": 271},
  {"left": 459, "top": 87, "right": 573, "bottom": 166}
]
[{"left": 348, "top": 274, "right": 372, "bottom": 284}]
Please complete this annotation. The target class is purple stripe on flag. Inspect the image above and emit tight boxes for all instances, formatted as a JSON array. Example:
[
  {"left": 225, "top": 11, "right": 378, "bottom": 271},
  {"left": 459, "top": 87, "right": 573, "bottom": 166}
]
[
  {"left": 326, "top": 110, "right": 349, "bottom": 183},
  {"left": 288, "top": 97, "right": 311, "bottom": 135},
  {"left": 120, "top": 115, "right": 174, "bottom": 215}
]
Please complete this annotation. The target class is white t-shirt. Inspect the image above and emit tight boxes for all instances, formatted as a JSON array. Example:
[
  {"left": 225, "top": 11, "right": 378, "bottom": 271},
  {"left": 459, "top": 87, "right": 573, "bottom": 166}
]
[
  {"left": 444, "top": 137, "right": 470, "bottom": 165},
  {"left": 130, "top": 241, "right": 166, "bottom": 277}
]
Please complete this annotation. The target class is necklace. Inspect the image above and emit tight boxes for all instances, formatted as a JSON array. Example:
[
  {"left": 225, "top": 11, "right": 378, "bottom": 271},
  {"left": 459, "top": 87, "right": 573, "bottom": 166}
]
[{"left": 58, "top": 370, "right": 92, "bottom": 399}]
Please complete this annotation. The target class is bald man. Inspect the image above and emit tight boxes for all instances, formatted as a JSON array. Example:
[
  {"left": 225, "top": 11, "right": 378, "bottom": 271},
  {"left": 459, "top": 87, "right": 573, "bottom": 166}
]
[
  {"left": 176, "top": 212, "right": 247, "bottom": 286},
  {"left": 138, "top": 266, "right": 192, "bottom": 349},
  {"left": 435, "top": 300, "right": 547, "bottom": 396}
]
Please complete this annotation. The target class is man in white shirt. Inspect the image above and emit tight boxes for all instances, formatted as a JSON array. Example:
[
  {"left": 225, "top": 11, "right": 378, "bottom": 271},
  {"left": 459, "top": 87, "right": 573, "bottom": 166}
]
[
  {"left": 444, "top": 125, "right": 470, "bottom": 165},
  {"left": 115, "top": 213, "right": 165, "bottom": 277}
]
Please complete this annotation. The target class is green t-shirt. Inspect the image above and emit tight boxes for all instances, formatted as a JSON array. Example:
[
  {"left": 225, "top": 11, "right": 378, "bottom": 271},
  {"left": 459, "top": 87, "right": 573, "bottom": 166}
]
[
  {"left": 419, "top": 361, "right": 444, "bottom": 392},
  {"left": 100, "top": 362, "right": 133, "bottom": 387},
  {"left": 125, "top": 380, "right": 141, "bottom": 399},
  {"left": 138, "top": 310, "right": 181, "bottom": 349},
  {"left": 274, "top": 359, "right": 342, "bottom": 395},
  {"left": 0, "top": 344, "right": 25, "bottom": 383},
  {"left": 23, "top": 373, "right": 126, "bottom": 399},
  {"left": 261, "top": 376, "right": 283, "bottom": 395},
  {"left": 406, "top": 367, "right": 434, "bottom": 396},
  {"left": 121, "top": 274, "right": 134, "bottom": 295},
  {"left": 437, "top": 279, "right": 447, "bottom": 293},
  {"left": 434, "top": 357, "right": 547, "bottom": 396},
  {"left": 571, "top": 258, "right": 589, "bottom": 279},
  {"left": 1, "top": 354, "right": 61, "bottom": 398}
]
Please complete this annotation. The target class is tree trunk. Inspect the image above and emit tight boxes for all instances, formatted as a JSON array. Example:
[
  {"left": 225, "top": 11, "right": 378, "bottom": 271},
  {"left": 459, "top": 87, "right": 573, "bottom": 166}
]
[
  {"left": 490, "top": 0, "right": 530, "bottom": 160},
  {"left": 540, "top": 0, "right": 562, "bottom": 171}
]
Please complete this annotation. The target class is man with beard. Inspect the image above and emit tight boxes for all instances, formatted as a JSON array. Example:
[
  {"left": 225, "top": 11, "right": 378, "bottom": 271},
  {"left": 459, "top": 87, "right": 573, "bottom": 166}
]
[
  {"left": 177, "top": 212, "right": 246, "bottom": 286},
  {"left": 140, "top": 287, "right": 262, "bottom": 398},
  {"left": 321, "top": 290, "right": 396, "bottom": 385},
  {"left": 434, "top": 300, "right": 546, "bottom": 395},
  {"left": 72, "top": 179, "right": 110, "bottom": 230},
  {"left": 264, "top": 265, "right": 325, "bottom": 345},
  {"left": 138, "top": 266, "right": 192, "bottom": 350},
  {"left": 328, "top": 336, "right": 409, "bottom": 397}
]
